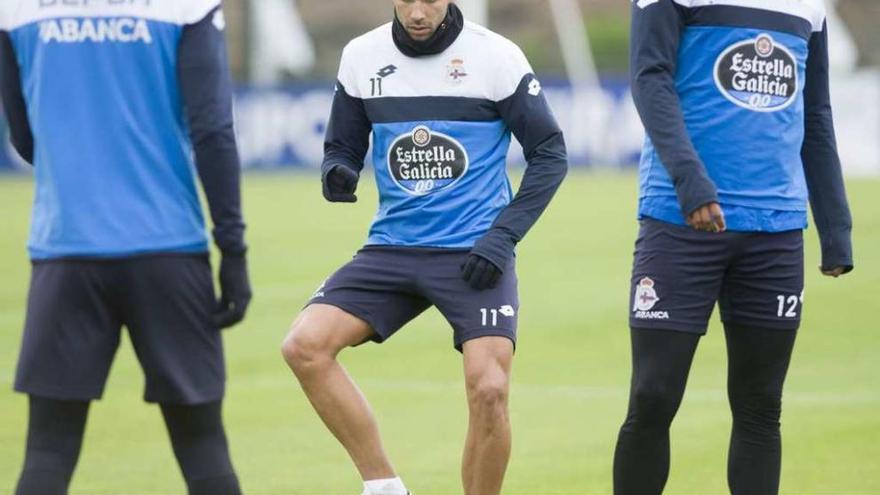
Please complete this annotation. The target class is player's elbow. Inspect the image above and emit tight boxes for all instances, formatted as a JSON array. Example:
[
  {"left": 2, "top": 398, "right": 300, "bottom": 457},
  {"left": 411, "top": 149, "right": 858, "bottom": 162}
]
[
  {"left": 631, "top": 70, "right": 652, "bottom": 95},
  {"left": 550, "top": 152, "right": 569, "bottom": 182},
  {"left": 630, "top": 70, "right": 672, "bottom": 109},
  {"left": 190, "top": 122, "right": 236, "bottom": 150},
  {"left": 527, "top": 133, "right": 568, "bottom": 178},
  {"left": 556, "top": 138, "right": 570, "bottom": 176}
]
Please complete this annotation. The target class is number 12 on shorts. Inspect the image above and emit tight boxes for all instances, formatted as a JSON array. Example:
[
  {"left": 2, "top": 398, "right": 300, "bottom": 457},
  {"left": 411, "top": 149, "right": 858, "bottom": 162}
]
[{"left": 776, "top": 291, "right": 804, "bottom": 318}]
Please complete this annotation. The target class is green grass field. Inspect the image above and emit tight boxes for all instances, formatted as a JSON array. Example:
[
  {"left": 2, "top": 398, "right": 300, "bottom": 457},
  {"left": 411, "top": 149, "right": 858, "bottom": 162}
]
[{"left": 0, "top": 172, "right": 877, "bottom": 494}]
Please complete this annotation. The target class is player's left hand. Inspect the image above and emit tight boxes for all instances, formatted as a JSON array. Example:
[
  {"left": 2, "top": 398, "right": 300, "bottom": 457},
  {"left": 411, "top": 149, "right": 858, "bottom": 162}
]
[
  {"left": 464, "top": 230, "right": 515, "bottom": 290},
  {"left": 214, "top": 252, "right": 252, "bottom": 329},
  {"left": 461, "top": 254, "right": 503, "bottom": 290},
  {"left": 686, "top": 202, "right": 726, "bottom": 233}
]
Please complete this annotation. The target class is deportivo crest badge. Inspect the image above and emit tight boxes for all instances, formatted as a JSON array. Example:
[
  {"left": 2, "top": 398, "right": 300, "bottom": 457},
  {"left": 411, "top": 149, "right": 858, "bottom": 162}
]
[
  {"left": 714, "top": 33, "right": 799, "bottom": 112},
  {"left": 387, "top": 126, "right": 469, "bottom": 196},
  {"left": 446, "top": 58, "right": 468, "bottom": 84},
  {"left": 633, "top": 277, "right": 660, "bottom": 312}
]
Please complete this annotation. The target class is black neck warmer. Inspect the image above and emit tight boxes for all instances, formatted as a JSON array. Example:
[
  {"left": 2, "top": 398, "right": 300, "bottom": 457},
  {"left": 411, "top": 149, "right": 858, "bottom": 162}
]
[{"left": 392, "top": 3, "right": 464, "bottom": 57}]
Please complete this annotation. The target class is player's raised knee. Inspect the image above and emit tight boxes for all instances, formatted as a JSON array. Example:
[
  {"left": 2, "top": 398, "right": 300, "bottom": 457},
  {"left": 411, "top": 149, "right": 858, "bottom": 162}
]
[
  {"left": 282, "top": 305, "right": 367, "bottom": 373},
  {"left": 281, "top": 321, "right": 330, "bottom": 373}
]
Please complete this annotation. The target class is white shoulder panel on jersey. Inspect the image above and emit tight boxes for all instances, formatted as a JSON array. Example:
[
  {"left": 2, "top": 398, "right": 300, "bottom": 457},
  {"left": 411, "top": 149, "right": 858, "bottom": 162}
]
[
  {"left": 179, "top": 0, "right": 222, "bottom": 25},
  {"left": 673, "top": 0, "right": 826, "bottom": 32},
  {"left": 337, "top": 22, "right": 393, "bottom": 98},
  {"left": 465, "top": 22, "right": 534, "bottom": 101},
  {"left": 0, "top": 1, "right": 19, "bottom": 31},
  {"left": 0, "top": 5, "right": 8, "bottom": 31},
  {"left": 337, "top": 20, "right": 534, "bottom": 103},
  {"left": 3, "top": 0, "right": 219, "bottom": 31}
]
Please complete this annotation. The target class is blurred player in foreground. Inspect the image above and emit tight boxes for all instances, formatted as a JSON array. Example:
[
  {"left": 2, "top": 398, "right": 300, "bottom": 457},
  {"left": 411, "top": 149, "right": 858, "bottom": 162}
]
[
  {"left": 0, "top": 1, "right": 251, "bottom": 493},
  {"left": 280, "top": 1, "right": 567, "bottom": 494},
  {"left": 615, "top": 1, "right": 854, "bottom": 494}
]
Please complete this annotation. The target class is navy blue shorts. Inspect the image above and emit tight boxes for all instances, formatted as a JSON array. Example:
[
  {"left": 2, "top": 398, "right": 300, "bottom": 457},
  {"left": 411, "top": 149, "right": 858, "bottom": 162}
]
[
  {"left": 309, "top": 247, "right": 518, "bottom": 351},
  {"left": 15, "top": 254, "right": 225, "bottom": 405},
  {"left": 630, "top": 219, "right": 804, "bottom": 334}
]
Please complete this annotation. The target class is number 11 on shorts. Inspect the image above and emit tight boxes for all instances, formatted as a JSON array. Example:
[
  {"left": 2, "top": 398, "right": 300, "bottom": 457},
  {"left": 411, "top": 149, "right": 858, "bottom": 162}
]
[
  {"left": 480, "top": 305, "right": 516, "bottom": 327},
  {"left": 481, "top": 308, "right": 499, "bottom": 326}
]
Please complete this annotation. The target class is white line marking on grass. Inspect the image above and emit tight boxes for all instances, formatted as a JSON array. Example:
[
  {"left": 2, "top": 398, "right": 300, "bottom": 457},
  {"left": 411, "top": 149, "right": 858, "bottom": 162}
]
[
  {"left": 356, "top": 380, "right": 880, "bottom": 405},
  {"left": 226, "top": 377, "right": 880, "bottom": 406}
]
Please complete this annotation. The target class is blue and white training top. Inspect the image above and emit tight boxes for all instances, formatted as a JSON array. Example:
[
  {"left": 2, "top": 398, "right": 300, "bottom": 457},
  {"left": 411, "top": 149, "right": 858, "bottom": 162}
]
[
  {"left": 630, "top": 0, "right": 852, "bottom": 268},
  {"left": 322, "top": 5, "right": 567, "bottom": 261},
  {"left": 0, "top": 0, "right": 245, "bottom": 260}
]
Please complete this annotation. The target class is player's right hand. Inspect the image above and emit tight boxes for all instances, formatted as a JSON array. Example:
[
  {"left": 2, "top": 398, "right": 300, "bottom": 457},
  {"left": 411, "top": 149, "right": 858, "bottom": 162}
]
[
  {"left": 214, "top": 252, "right": 252, "bottom": 329},
  {"left": 686, "top": 202, "right": 726, "bottom": 233},
  {"left": 322, "top": 164, "right": 359, "bottom": 203}
]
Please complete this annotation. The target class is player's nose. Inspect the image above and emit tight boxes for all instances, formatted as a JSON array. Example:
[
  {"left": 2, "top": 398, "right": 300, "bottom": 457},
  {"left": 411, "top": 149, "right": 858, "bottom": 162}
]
[{"left": 408, "top": 5, "right": 426, "bottom": 22}]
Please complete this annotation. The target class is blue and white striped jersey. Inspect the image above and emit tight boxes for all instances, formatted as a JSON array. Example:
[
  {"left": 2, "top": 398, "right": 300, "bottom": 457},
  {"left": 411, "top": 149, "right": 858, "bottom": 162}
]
[{"left": 0, "top": 0, "right": 245, "bottom": 259}]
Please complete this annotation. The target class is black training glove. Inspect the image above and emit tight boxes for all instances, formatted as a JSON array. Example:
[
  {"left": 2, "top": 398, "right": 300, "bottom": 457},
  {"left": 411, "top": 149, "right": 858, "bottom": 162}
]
[
  {"left": 461, "top": 254, "right": 504, "bottom": 290},
  {"left": 462, "top": 230, "right": 516, "bottom": 290},
  {"left": 322, "top": 164, "right": 359, "bottom": 203},
  {"left": 214, "top": 252, "right": 252, "bottom": 329}
]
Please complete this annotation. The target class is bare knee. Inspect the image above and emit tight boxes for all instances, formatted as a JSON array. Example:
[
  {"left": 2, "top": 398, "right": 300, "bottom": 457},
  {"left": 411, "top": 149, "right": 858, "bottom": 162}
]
[
  {"left": 466, "top": 371, "right": 510, "bottom": 417},
  {"left": 281, "top": 305, "right": 373, "bottom": 376},
  {"left": 281, "top": 322, "right": 335, "bottom": 376},
  {"left": 463, "top": 337, "right": 513, "bottom": 422}
]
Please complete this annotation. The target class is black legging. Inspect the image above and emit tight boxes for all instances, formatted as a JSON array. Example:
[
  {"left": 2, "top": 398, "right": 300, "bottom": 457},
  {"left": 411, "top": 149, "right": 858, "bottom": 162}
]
[
  {"left": 15, "top": 396, "right": 89, "bottom": 495},
  {"left": 161, "top": 401, "right": 242, "bottom": 495},
  {"left": 16, "top": 397, "right": 241, "bottom": 495},
  {"left": 614, "top": 324, "right": 797, "bottom": 495}
]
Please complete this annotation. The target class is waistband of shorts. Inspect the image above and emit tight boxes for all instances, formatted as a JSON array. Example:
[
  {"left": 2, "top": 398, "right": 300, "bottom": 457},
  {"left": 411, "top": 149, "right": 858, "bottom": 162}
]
[
  {"left": 31, "top": 251, "right": 210, "bottom": 265},
  {"left": 360, "top": 245, "right": 471, "bottom": 255}
]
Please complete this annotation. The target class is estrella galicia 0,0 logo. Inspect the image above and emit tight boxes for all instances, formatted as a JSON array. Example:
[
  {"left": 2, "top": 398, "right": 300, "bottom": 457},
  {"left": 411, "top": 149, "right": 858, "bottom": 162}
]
[
  {"left": 714, "top": 33, "right": 799, "bottom": 112},
  {"left": 387, "top": 126, "right": 469, "bottom": 196}
]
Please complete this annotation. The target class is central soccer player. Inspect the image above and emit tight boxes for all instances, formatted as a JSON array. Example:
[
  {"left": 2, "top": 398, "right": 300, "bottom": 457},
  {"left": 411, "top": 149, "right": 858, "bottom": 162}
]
[{"left": 281, "top": 1, "right": 567, "bottom": 494}]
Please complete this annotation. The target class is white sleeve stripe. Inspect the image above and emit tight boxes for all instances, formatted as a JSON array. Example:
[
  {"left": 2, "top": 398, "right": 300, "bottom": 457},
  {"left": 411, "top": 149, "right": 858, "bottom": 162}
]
[
  {"left": 336, "top": 46, "right": 360, "bottom": 99},
  {"left": 490, "top": 34, "right": 533, "bottom": 102}
]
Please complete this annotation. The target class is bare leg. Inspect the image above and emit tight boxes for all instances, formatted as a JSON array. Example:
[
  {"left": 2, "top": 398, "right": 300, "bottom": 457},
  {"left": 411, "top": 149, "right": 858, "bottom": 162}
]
[
  {"left": 461, "top": 337, "right": 514, "bottom": 495},
  {"left": 281, "top": 304, "right": 396, "bottom": 481}
]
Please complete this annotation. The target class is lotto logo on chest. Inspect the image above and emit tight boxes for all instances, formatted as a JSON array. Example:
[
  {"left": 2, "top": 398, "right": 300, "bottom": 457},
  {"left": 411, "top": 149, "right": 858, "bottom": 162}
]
[
  {"left": 387, "top": 126, "right": 469, "bottom": 196},
  {"left": 714, "top": 33, "right": 799, "bottom": 112}
]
